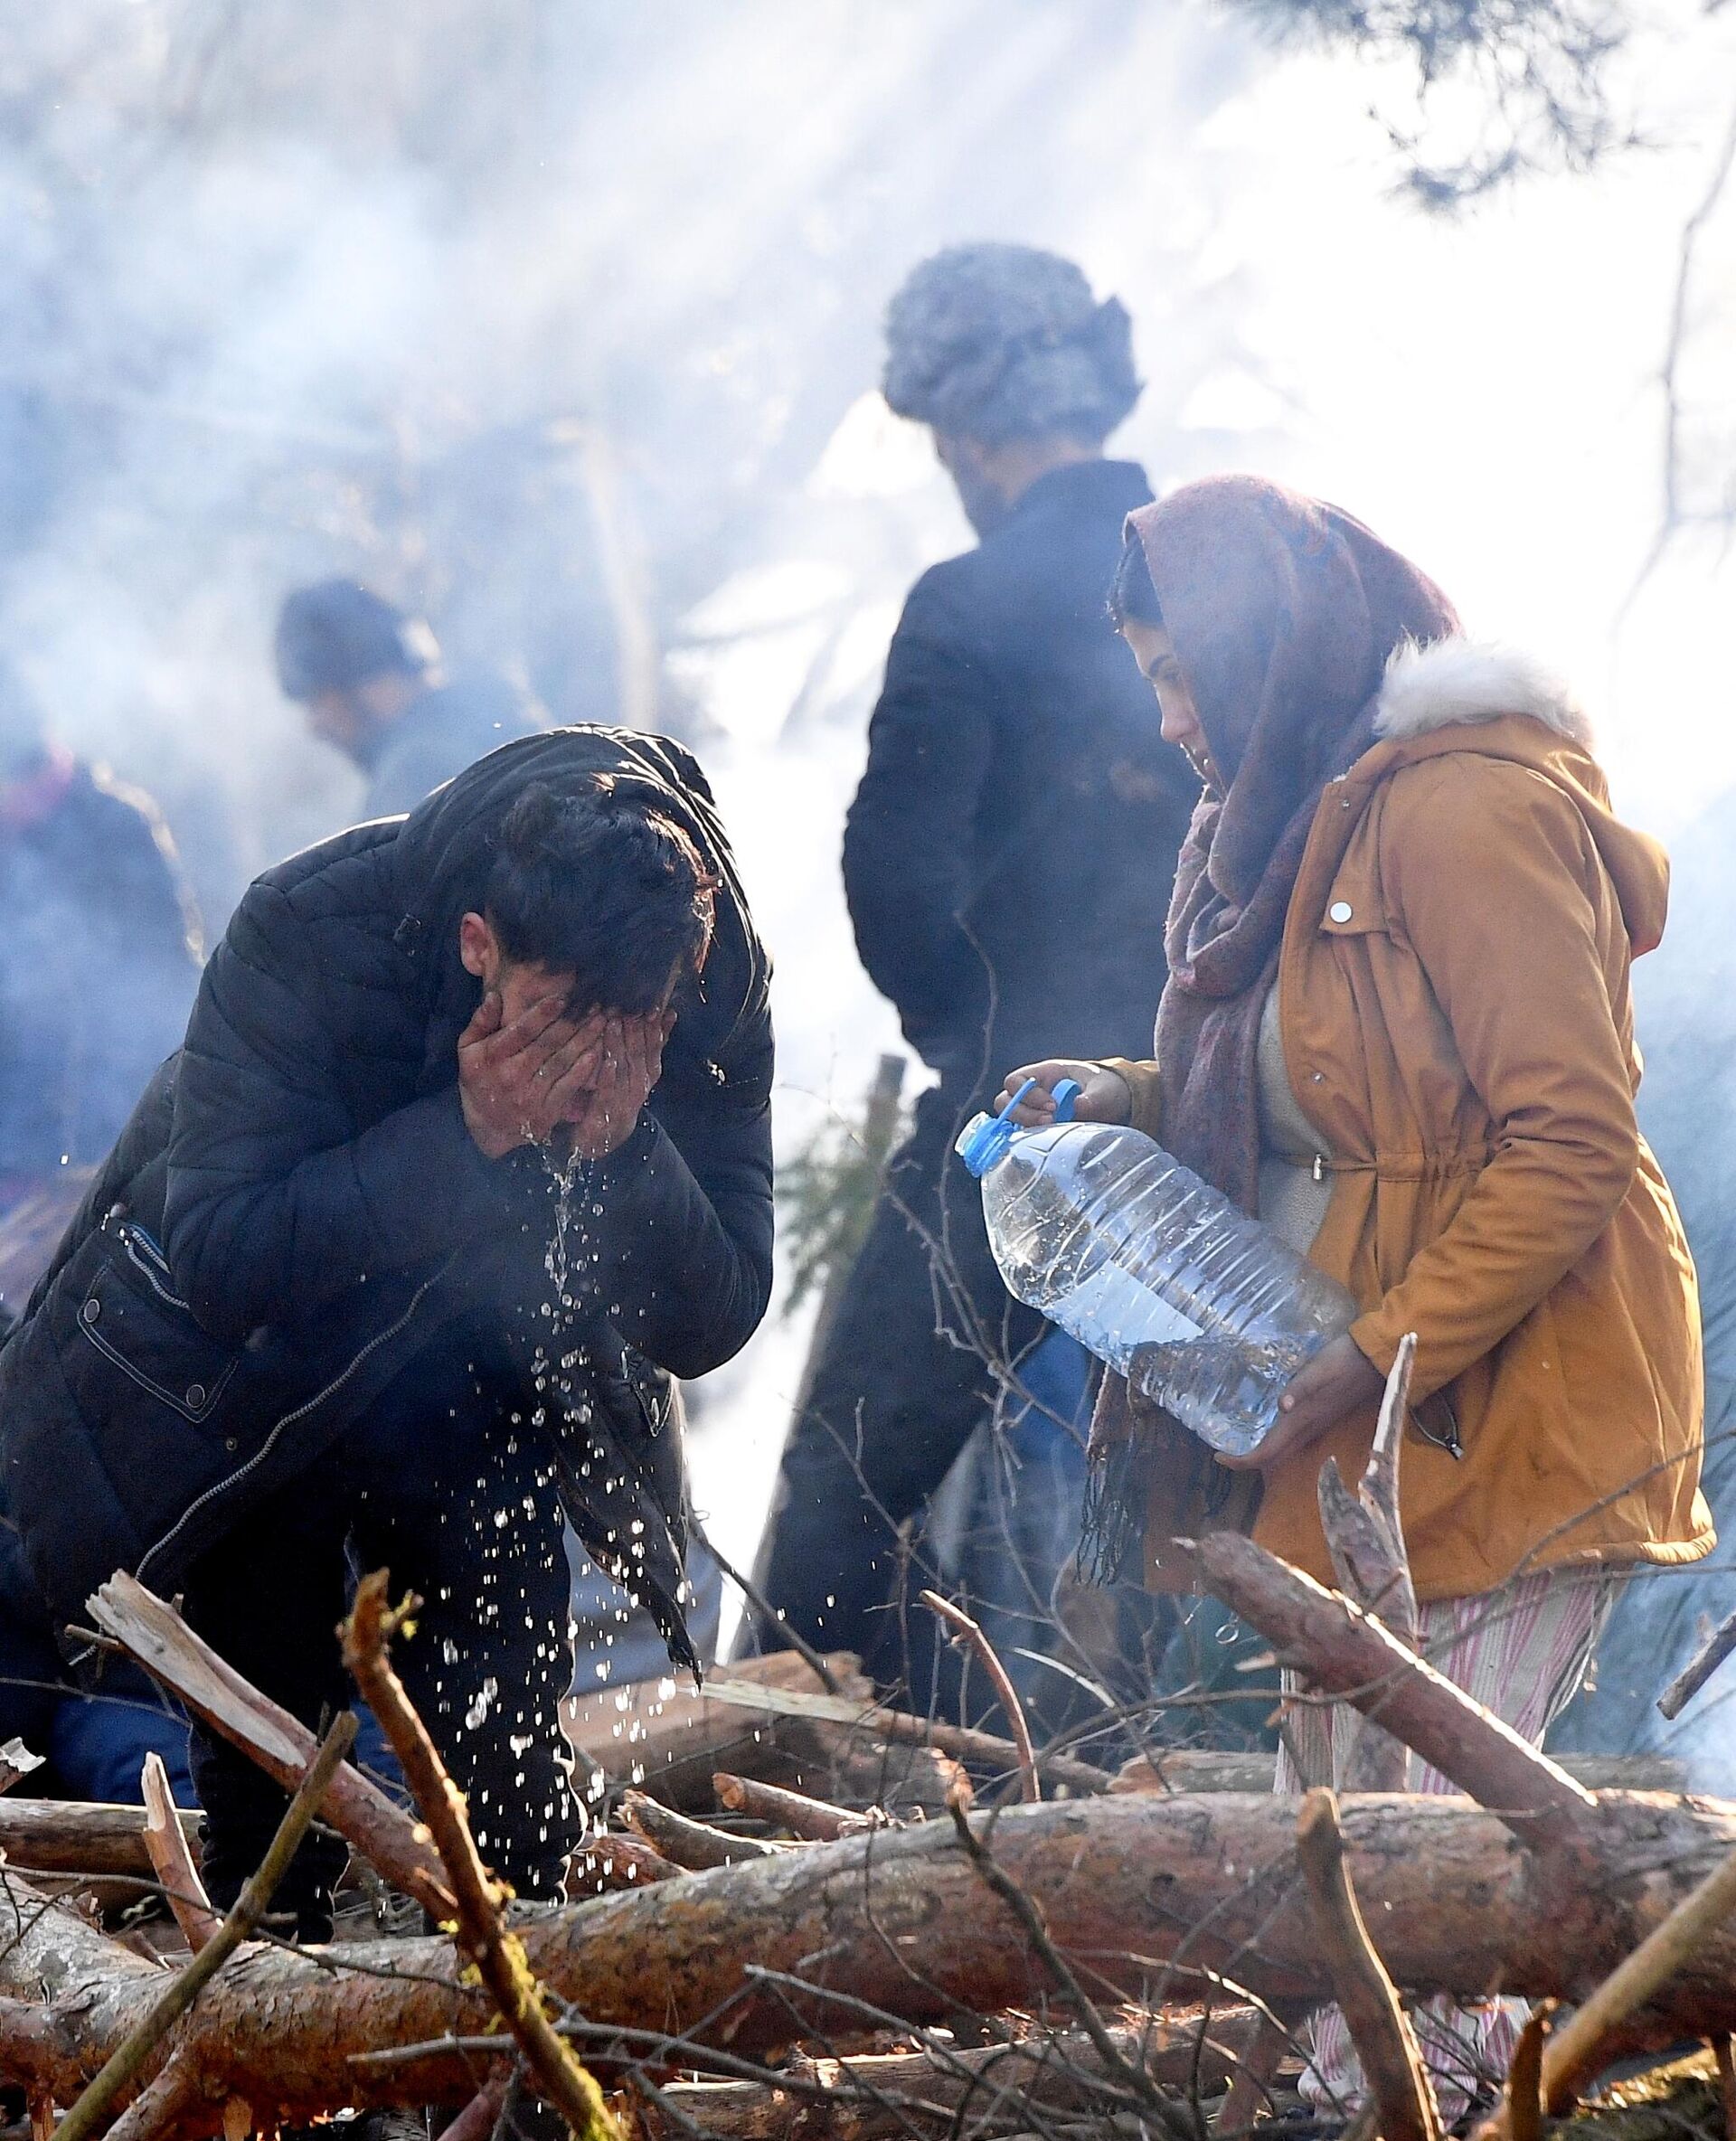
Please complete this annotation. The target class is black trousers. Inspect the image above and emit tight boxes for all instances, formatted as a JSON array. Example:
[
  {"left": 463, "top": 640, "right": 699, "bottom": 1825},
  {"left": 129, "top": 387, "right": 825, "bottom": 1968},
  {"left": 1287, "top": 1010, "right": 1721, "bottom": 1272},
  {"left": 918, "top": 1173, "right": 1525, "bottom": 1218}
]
[
  {"left": 182, "top": 1324, "right": 576, "bottom": 1936},
  {"left": 752, "top": 1080, "right": 1043, "bottom": 1676}
]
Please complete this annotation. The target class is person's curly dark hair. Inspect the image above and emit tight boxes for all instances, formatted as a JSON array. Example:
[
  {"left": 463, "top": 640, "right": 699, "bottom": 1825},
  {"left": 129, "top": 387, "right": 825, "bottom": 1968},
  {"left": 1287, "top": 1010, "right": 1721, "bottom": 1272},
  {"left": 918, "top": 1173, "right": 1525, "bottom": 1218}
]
[
  {"left": 484, "top": 777, "right": 714, "bottom": 1013},
  {"left": 882, "top": 243, "right": 1140, "bottom": 448}
]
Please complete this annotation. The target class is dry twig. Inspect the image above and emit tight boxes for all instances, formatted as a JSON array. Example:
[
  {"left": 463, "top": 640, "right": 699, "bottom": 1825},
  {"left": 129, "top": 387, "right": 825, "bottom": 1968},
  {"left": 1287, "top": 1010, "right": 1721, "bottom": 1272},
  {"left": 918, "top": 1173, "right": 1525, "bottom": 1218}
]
[
  {"left": 567, "top": 1831, "right": 683, "bottom": 1893},
  {"left": 1296, "top": 1788, "right": 1441, "bottom": 2141},
  {"left": 1659, "top": 1605, "right": 1736, "bottom": 1722},
  {"left": 342, "top": 1567, "right": 619, "bottom": 2141},
  {"left": 920, "top": 1589, "right": 1039, "bottom": 1803},
  {"left": 139, "top": 1752, "right": 220, "bottom": 1954},
  {"left": 713, "top": 1772, "right": 879, "bottom": 1842},
  {"left": 620, "top": 1790, "right": 783, "bottom": 1869}
]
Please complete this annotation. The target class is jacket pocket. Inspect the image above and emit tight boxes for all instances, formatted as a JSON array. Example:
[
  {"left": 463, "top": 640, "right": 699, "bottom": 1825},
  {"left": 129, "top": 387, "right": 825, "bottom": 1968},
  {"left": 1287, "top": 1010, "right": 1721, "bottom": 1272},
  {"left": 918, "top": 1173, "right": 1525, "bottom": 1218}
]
[{"left": 74, "top": 1226, "right": 241, "bottom": 1427}]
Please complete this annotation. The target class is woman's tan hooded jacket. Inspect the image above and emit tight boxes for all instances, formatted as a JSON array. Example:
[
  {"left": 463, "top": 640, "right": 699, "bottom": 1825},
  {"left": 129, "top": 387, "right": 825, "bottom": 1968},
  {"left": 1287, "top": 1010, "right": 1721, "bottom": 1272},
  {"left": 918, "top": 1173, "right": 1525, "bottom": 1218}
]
[{"left": 1109, "top": 638, "right": 1712, "bottom": 1601}]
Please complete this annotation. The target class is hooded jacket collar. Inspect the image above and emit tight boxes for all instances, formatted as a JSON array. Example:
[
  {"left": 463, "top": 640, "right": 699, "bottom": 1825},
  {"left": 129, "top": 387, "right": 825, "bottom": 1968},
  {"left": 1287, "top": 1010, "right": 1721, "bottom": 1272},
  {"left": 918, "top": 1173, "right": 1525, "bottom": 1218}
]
[
  {"left": 1358, "top": 639, "right": 1666, "bottom": 957},
  {"left": 1374, "top": 637, "right": 1594, "bottom": 749}
]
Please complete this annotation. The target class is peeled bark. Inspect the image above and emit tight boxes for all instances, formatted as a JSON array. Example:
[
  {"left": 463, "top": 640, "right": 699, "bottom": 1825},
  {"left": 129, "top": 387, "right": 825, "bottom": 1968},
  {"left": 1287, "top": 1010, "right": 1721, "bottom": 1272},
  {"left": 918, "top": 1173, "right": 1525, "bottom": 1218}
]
[{"left": 7, "top": 1792, "right": 1736, "bottom": 2128}]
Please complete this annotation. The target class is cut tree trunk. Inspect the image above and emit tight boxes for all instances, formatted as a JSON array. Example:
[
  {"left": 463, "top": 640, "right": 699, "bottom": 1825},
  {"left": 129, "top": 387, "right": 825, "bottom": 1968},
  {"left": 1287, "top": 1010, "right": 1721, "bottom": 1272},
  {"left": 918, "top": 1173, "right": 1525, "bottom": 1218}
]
[
  {"left": 7, "top": 1791, "right": 1736, "bottom": 2127},
  {"left": 0, "top": 1798, "right": 202, "bottom": 1878},
  {"left": 639, "top": 2018, "right": 1245, "bottom": 2140},
  {"left": 562, "top": 1652, "right": 872, "bottom": 1809},
  {"left": 1109, "top": 1751, "right": 1689, "bottom": 1796}
]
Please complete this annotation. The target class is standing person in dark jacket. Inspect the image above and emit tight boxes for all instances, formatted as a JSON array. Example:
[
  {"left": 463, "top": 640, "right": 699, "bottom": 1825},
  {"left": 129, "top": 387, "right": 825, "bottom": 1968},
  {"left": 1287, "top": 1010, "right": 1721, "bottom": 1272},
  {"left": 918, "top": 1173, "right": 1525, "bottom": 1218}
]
[
  {"left": 752, "top": 244, "right": 1194, "bottom": 1673},
  {"left": 0, "top": 660, "right": 203, "bottom": 1806},
  {"left": 275, "top": 579, "right": 544, "bottom": 821},
  {"left": 0, "top": 729, "right": 772, "bottom": 1934},
  {"left": 0, "top": 662, "right": 200, "bottom": 1219}
]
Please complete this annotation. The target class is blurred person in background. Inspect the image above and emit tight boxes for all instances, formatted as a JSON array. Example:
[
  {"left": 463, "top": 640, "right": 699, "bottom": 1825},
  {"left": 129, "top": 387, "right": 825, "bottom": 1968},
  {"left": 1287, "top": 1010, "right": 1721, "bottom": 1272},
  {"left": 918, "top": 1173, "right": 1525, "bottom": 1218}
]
[
  {"left": 275, "top": 578, "right": 543, "bottom": 822},
  {"left": 0, "top": 659, "right": 202, "bottom": 1234},
  {"left": 751, "top": 244, "right": 1194, "bottom": 1706},
  {"left": 0, "top": 656, "right": 202, "bottom": 1806}
]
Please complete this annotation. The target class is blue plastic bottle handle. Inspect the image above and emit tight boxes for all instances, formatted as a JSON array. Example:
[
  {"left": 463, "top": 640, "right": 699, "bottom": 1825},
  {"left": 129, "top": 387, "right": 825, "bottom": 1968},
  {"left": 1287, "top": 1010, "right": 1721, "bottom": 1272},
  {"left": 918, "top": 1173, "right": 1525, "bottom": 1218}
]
[{"left": 958, "top": 1074, "right": 1084, "bottom": 1176}]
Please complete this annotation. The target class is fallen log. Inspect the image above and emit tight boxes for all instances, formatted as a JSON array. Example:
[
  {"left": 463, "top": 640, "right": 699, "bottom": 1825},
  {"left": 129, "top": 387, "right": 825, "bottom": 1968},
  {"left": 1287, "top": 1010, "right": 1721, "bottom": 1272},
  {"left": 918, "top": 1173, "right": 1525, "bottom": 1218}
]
[
  {"left": 713, "top": 1772, "right": 879, "bottom": 1842},
  {"left": 768, "top": 1719, "right": 970, "bottom": 1818},
  {"left": 639, "top": 2019, "right": 1245, "bottom": 2140},
  {"left": 51, "top": 1713, "right": 356, "bottom": 2141},
  {"left": 8, "top": 1792, "right": 1736, "bottom": 2126},
  {"left": 569, "top": 1833, "right": 684, "bottom": 1895},
  {"left": 561, "top": 1652, "right": 872, "bottom": 1807},
  {"left": 1109, "top": 1750, "right": 1690, "bottom": 1795},
  {"left": 619, "top": 1792, "right": 784, "bottom": 1870},
  {"left": 0, "top": 1798, "right": 202, "bottom": 1879},
  {"left": 696, "top": 1678, "right": 1111, "bottom": 1797}
]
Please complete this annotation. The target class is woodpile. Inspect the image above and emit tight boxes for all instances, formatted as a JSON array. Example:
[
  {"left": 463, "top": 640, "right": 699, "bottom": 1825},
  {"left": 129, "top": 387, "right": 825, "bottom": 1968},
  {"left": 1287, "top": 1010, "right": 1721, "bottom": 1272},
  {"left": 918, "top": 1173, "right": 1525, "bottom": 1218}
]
[{"left": 1, "top": 1348, "right": 1732, "bottom": 2139}]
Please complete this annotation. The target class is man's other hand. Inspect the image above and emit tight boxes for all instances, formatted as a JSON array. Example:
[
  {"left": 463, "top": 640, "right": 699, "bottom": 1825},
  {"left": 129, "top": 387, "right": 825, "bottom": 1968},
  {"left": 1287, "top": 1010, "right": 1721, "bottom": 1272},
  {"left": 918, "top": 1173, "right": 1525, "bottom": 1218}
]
[
  {"left": 458, "top": 991, "right": 608, "bottom": 1158},
  {"left": 564, "top": 1009, "right": 675, "bottom": 1161}
]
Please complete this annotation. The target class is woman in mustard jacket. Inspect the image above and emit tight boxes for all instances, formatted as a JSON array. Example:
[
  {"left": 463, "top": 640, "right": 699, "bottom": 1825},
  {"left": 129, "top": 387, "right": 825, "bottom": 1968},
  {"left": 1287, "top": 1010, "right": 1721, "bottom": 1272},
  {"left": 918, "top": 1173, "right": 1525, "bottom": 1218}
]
[{"left": 1001, "top": 473, "right": 1710, "bottom": 2112}]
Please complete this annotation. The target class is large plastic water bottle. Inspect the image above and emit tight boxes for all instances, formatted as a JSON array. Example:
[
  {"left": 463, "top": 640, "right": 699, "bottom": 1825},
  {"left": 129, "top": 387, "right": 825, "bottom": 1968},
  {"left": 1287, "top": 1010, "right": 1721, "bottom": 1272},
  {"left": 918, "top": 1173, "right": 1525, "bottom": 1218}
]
[{"left": 957, "top": 1080, "right": 1357, "bottom": 1459}]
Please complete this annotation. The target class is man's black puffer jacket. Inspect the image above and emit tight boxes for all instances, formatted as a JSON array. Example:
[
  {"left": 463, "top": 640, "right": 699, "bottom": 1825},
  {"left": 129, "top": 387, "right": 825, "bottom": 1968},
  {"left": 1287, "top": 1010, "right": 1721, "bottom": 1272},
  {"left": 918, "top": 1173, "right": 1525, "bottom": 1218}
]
[{"left": 0, "top": 729, "right": 772, "bottom": 1669}]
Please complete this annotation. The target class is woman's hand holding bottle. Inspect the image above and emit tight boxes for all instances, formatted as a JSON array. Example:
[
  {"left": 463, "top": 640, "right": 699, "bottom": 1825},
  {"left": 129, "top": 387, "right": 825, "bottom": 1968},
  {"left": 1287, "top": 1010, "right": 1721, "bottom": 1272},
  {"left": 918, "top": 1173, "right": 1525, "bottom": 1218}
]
[
  {"left": 994, "top": 1060, "right": 1133, "bottom": 1127},
  {"left": 1214, "top": 1330, "right": 1387, "bottom": 1472}
]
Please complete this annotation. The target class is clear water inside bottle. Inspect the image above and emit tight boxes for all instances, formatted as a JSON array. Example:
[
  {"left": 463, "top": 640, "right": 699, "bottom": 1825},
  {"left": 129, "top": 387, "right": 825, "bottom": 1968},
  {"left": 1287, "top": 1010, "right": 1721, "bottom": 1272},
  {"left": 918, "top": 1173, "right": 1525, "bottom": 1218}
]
[{"left": 962, "top": 1115, "right": 1355, "bottom": 1458}]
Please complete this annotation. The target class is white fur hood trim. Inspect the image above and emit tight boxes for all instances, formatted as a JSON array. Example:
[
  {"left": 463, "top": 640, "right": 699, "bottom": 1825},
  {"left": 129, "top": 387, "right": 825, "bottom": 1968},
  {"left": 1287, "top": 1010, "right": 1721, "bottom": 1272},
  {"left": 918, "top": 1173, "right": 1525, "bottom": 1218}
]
[{"left": 1373, "top": 637, "right": 1594, "bottom": 749}]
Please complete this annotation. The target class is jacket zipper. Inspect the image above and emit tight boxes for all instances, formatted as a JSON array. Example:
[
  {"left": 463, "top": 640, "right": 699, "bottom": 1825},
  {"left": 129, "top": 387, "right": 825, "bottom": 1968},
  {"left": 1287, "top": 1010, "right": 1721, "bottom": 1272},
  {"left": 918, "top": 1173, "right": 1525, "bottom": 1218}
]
[
  {"left": 136, "top": 1260, "right": 452, "bottom": 1589},
  {"left": 121, "top": 1228, "right": 193, "bottom": 1313}
]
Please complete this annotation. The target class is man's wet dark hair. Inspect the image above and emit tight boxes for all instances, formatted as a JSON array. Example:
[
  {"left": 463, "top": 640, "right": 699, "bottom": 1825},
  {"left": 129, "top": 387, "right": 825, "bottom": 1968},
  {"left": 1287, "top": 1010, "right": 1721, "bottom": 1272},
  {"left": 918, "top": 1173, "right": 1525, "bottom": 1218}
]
[
  {"left": 484, "top": 778, "right": 715, "bottom": 1014},
  {"left": 1108, "top": 533, "right": 1165, "bottom": 630}
]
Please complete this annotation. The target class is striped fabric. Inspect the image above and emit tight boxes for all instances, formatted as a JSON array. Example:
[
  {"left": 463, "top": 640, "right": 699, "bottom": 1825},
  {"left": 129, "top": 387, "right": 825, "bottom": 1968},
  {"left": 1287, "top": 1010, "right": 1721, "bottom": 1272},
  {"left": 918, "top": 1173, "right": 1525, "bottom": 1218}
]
[{"left": 1275, "top": 1566, "right": 1618, "bottom": 2119}]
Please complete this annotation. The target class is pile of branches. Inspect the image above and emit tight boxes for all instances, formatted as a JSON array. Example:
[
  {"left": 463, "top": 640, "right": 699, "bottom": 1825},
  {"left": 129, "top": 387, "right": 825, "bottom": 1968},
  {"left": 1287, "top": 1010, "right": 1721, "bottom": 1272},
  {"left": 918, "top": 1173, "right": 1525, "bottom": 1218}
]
[{"left": 4, "top": 1341, "right": 1736, "bottom": 2141}]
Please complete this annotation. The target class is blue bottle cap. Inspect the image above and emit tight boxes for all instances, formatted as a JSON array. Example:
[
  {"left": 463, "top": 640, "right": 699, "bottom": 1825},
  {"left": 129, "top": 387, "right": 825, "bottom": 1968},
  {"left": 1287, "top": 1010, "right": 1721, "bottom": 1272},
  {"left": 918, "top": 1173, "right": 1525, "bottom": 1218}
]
[{"left": 957, "top": 1077, "right": 1080, "bottom": 1177}]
